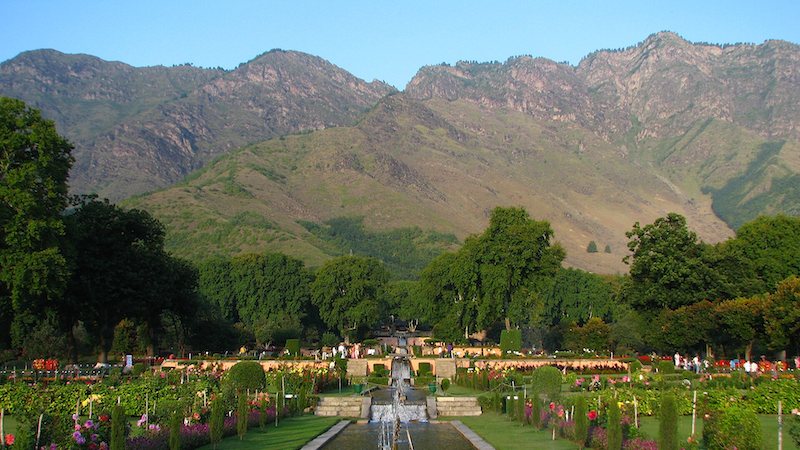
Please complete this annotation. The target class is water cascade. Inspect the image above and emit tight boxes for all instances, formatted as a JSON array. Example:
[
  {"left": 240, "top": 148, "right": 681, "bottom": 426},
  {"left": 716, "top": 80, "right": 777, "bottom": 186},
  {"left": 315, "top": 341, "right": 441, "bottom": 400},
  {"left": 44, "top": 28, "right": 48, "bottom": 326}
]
[
  {"left": 318, "top": 354, "right": 477, "bottom": 449},
  {"left": 370, "top": 356, "right": 427, "bottom": 449}
]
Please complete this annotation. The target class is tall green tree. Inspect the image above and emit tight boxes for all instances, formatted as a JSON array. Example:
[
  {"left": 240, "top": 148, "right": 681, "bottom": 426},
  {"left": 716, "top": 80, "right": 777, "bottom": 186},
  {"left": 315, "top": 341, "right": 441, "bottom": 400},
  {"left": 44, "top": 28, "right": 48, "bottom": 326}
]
[
  {"left": 714, "top": 295, "right": 769, "bottom": 360},
  {"left": 622, "top": 213, "right": 708, "bottom": 310},
  {"left": 198, "top": 252, "right": 314, "bottom": 346},
  {"left": 541, "top": 268, "right": 615, "bottom": 327},
  {"left": 726, "top": 215, "right": 800, "bottom": 290},
  {"left": 0, "top": 97, "right": 74, "bottom": 348},
  {"left": 659, "top": 393, "right": 679, "bottom": 450},
  {"left": 413, "top": 249, "right": 480, "bottom": 341},
  {"left": 311, "top": 255, "right": 389, "bottom": 341},
  {"left": 473, "top": 206, "right": 564, "bottom": 330},
  {"left": 63, "top": 198, "right": 194, "bottom": 362},
  {"left": 762, "top": 276, "right": 800, "bottom": 355}
]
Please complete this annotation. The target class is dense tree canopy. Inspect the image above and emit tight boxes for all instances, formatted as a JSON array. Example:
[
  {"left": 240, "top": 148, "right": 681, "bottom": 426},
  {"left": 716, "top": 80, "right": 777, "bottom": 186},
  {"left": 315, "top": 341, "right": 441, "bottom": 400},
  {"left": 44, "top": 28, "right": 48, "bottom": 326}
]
[
  {"left": 63, "top": 198, "right": 197, "bottom": 362},
  {"left": 726, "top": 215, "right": 800, "bottom": 290},
  {"left": 0, "top": 97, "right": 74, "bottom": 348},
  {"left": 311, "top": 255, "right": 389, "bottom": 341},
  {"left": 413, "top": 206, "right": 565, "bottom": 340},
  {"left": 197, "top": 252, "right": 314, "bottom": 347},
  {"left": 475, "top": 207, "right": 565, "bottom": 329},
  {"left": 540, "top": 268, "right": 615, "bottom": 327},
  {"left": 622, "top": 213, "right": 764, "bottom": 311}
]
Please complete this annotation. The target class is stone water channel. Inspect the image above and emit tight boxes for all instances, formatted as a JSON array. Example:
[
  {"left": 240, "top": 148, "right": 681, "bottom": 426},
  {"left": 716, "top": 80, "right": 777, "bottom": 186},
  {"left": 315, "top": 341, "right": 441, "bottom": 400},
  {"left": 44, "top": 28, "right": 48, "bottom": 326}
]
[{"left": 311, "top": 355, "right": 487, "bottom": 450}]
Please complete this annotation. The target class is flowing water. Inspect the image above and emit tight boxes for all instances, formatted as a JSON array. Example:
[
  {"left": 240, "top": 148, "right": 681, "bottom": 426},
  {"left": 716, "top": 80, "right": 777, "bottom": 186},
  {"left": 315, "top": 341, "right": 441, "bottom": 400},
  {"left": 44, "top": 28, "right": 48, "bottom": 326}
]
[
  {"left": 319, "top": 355, "right": 477, "bottom": 449},
  {"left": 318, "top": 422, "right": 477, "bottom": 450}
]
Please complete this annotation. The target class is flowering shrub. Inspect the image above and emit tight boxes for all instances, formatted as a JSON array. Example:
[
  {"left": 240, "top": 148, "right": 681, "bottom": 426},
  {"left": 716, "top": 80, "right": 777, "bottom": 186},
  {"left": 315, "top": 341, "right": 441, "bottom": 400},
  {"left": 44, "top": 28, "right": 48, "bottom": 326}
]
[
  {"left": 590, "top": 426, "right": 608, "bottom": 450},
  {"left": 264, "top": 366, "right": 346, "bottom": 395},
  {"left": 454, "top": 368, "right": 512, "bottom": 391},
  {"left": 702, "top": 407, "right": 762, "bottom": 450},
  {"left": 125, "top": 410, "right": 266, "bottom": 450},
  {"left": 622, "top": 437, "right": 658, "bottom": 450}
]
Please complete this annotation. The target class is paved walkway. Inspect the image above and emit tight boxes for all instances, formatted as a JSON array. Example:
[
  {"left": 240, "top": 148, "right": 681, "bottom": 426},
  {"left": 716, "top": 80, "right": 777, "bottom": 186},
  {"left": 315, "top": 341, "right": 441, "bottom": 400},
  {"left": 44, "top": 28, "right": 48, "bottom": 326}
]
[
  {"left": 451, "top": 420, "right": 497, "bottom": 450},
  {"left": 299, "top": 420, "right": 350, "bottom": 450}
]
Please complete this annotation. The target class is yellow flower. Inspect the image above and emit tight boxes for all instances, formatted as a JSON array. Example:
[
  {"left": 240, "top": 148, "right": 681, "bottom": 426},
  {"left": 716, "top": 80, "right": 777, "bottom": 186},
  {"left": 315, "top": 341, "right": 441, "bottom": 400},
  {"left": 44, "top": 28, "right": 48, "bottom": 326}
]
[{"left": 81, "top": 394, "right": 102, "bottom": 407}]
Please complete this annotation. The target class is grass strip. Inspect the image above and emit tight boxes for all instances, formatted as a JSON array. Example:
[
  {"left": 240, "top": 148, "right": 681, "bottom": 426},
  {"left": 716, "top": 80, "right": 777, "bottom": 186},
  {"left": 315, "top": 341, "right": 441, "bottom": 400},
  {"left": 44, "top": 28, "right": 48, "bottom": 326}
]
[{"left": 194, "top": 416, "right": 340, "bottom": 450}]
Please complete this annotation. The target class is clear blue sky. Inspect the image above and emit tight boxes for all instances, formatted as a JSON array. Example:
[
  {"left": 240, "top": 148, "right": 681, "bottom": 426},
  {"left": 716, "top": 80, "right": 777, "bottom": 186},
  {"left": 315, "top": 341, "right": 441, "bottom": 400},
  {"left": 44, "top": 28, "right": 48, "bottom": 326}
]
[{"left": 3, "top": 1, "right": 799, "bottom": 89}]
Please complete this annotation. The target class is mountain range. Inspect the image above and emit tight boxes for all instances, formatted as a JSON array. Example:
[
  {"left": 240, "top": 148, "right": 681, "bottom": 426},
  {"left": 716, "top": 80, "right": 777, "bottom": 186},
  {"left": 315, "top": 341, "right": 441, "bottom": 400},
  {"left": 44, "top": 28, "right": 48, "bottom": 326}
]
[{"left": 2, "top": 31, "right": 799, "bottom": 275}]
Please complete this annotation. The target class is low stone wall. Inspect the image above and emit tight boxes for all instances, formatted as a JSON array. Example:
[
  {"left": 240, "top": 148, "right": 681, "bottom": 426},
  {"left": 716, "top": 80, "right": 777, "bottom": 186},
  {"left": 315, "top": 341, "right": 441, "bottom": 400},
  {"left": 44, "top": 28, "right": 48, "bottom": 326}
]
[
  {"left": 474, "top": 358, "right": 630, "bottom": 372},
  {"left": 160, "top": 357, "right": 629, "bottom": 377},
  {"left": 160, "top": 359, "right": 330, "bottom": 372}
]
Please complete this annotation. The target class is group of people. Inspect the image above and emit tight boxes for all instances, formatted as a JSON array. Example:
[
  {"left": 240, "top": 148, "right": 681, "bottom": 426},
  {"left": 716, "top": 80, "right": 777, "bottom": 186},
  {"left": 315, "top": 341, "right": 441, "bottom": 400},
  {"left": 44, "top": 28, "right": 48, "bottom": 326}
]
[
  {"left": 321, "top": 343, "right": 378, "bottom": 360},
  {"left": 673, "top": 352, "right": 708, "bottom": 373}
]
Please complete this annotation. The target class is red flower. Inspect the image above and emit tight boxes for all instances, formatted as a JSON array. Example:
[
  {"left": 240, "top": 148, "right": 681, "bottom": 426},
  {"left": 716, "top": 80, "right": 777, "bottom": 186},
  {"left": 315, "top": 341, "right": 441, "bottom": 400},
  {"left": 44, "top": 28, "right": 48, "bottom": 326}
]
[
  {"left": 588, "top": 410, "right": 598, "bottom": 420},
  {"left": 549, "top": 402, "right": 555, "bottom": 410},
  {"left": 5, "top": 434, "right": 14, "bottom": 445},
  {"left": 99, "top": 414, "right": 109, "bottom": 422}
]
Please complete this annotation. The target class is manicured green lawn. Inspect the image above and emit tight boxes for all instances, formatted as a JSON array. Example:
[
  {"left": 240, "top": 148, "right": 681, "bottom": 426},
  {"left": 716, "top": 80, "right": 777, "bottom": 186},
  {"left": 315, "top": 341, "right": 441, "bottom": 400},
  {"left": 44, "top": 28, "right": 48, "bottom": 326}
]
[
  {"left": 452, "top": 413, "right": 791, "bottom": 450},
  {"left": 638, "top": 415, "right": 786, "bottom": 450},
  {"left": 195, "top": 416, "right": 340, "bottom": 450},
  {"left": 450, "top": 412, "right": 578, "bottom": 450}
]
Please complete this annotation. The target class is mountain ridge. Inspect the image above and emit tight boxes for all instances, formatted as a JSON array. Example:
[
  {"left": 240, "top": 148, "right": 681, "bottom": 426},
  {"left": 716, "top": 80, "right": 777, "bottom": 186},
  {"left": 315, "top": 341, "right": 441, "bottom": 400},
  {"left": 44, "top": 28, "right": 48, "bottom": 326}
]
[{"left": 2, "top": 32, "right": 800, "bottom": 274}]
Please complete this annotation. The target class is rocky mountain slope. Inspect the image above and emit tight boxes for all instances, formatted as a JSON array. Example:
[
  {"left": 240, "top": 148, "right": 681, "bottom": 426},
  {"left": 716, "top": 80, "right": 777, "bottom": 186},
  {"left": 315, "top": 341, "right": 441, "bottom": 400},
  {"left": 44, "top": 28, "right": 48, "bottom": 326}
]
[
  {"left": 0, "top": 49, "right": 395, "bottom": 200},
  {"left": 3, "top": 32, "right": 799, "bottom": 274}
]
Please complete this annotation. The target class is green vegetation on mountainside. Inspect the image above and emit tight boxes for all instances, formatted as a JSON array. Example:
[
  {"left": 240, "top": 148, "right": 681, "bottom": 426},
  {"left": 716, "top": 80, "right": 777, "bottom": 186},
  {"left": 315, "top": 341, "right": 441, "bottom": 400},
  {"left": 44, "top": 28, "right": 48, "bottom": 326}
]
[{"left": 298, "top": 216, "right": 458, "bottom": 280}]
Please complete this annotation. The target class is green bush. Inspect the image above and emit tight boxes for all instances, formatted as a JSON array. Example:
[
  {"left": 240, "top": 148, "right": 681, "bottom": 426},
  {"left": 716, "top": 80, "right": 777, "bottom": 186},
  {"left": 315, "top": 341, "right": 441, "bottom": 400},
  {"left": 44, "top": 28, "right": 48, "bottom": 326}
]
[
  {"left": 607, "top": 399, "right": 622, "bottom": 450},
  {"left": 418, "top": 362, "right": 432, "bottom": 376},
  {"left": 285, "top": 338, "right": 301, "bottom": 356},
  {"left": 170, "top": 410, "right": 182, "bottom": 450},
  {"left": 132, "top": 362, "right": 146, "bottom": 376},
  {"left": 659, "top": 393, "right": 678, "bottom": 450},
  {"left": 237, "top": 392, "right": 248, "bottom": 439},
  {"left": 440, "top": 378, "right": 450, "bottom": 392},
  {"left": 500, "top": 329, "right": 522, "bottom": 355},
  {"left": 516, "top": 394, "right": 526, "bottom": 426},
  {"left": 573, "top": 395, "right": 588, "bottom": 446},
  {"left": 477, "top": 395, "right": 495, "bottom": 412},
  {"left": 367, "top": 374, "right": 389, "bottom": 385},
  {"left": 532, "top": 366, "right": 563, "bottom": 401},
  {"left": 372, "top": 364, "right": 387, "bottom": 376},
  {"left": 530, "top": 391, "right": 542, "bottom": 428},
  {"left": 111, "top": 404, "right": 126, "bottom": 450},
  {"left": 703, "top": 407, "right": 762, "bottom": 450},
  {"left": 321, "top": 332, "right": 339, "bottom": 347},
  {"left": 226, "top": 361, "right": 266, "bottom": 391},
  {"left": 658, "top": 360, "right": 675, "bottom": 374},
  {"left": 415, "top": 375, "right": 435, "bottom": 387},
  {"left": 210, "top": 396, "right": 224, "bottom": 449}
]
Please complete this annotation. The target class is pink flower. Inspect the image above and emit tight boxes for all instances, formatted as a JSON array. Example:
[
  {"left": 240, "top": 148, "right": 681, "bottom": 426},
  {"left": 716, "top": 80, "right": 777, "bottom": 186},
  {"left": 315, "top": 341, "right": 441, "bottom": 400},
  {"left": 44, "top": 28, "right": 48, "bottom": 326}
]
[
  {"left": 5, "top": 434, "right": 14, "bottom": 446},
  {"left": 549, "top": 402, "right": 555, "bottom": 410}
]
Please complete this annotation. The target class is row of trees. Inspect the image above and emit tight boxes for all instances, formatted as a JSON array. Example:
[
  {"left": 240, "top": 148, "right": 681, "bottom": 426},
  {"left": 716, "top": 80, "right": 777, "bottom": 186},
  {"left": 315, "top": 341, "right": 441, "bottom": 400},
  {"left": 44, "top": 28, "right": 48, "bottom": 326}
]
[
  {"left": 1, "top": 98, "right": 196, "bottom": 362},
  {"left": 2, "top": 97, "right": 798, "bottom": 362}
]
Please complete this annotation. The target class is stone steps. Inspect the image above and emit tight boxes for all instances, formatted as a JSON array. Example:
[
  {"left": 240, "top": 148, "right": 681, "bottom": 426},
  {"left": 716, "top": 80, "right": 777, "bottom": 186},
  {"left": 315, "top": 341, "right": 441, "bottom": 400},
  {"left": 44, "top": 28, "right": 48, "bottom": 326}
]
[
  {"left": 315, "top": 396, "right": 363, "bottom": 417},
  {"left": 435, "top": 396, "right": 482, "bottom": 416}
]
